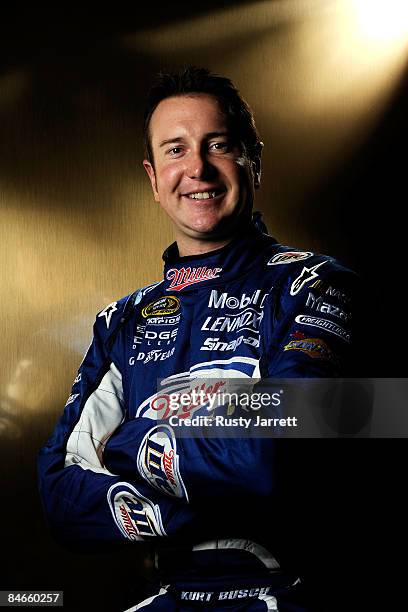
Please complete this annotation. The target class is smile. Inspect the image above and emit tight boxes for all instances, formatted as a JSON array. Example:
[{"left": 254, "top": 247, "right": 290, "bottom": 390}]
[{"left": 184, "top": 190, "right": 225, "bottom": 201}]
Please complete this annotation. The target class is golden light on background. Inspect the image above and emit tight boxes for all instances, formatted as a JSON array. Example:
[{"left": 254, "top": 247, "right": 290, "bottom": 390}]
[
  {"left": 353, "top": 0, "right": 408, "bottom": 43},
  {"left": 122, "top": 0, "right": 408, "bottom": 242},
  {"left": 1, "top": 0, "right": 408, "bottom": 429}
]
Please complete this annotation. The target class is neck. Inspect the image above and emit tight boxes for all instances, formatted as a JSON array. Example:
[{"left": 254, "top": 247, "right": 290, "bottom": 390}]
[{"left": 176, "top": 234, "right": 235, "bottom": 257}]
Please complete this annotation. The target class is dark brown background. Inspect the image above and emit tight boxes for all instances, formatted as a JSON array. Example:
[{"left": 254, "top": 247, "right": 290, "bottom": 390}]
[{"left": 1, "top": 1, "right": 406, "bottom": 609}]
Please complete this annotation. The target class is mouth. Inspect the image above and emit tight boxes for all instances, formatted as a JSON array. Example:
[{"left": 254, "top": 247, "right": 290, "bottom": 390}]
[{"left": 182, "top": 189, "right": 226, "bottom": 202}]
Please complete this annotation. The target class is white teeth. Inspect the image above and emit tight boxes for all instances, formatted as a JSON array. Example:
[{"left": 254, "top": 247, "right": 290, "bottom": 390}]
[{"left": 188, "top": 191, "right": 217, "bottom": 200}]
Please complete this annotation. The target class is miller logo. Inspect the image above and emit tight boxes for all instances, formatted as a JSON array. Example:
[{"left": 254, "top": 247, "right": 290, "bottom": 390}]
[
  {"left": 137, "top": 425, "right": 188, "bottom": 501},
  {"left": 166, "top": 267, "right": 222, "bottom": 291},
  {"left": 142, "top": 296, "right": 180, "bottom": 318},
  {"left": 107, "top": 482, "right": 166, "bottom": 540}
]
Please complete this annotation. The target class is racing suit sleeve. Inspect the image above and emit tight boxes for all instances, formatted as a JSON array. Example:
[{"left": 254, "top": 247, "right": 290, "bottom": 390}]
[
  {"left": 103, "top": 418, "right": 276, "bottom": 501},
  {"left": 38, "top": 311, "right": 201, "bottom": 549},
  {"left": 261, "top": 261, "right": 361, "bottom": 377}
]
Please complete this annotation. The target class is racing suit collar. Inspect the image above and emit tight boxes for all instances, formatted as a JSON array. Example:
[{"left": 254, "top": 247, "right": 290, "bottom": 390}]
[{"left": 162, "top": 222, "right": 276, "bottom": 293}]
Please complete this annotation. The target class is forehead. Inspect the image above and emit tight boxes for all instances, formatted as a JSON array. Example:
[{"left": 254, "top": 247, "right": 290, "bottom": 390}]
[{"left": 149, "top": 94, "right": 228, "bottom": 146}]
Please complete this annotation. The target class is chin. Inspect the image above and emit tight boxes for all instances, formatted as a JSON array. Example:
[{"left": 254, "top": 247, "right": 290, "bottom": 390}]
[
  {"left": 187, "top": 215, "right": 224, "bottom": 235},
  {"left": 188, "top": 225, "right": 221, "bottom": 239}
]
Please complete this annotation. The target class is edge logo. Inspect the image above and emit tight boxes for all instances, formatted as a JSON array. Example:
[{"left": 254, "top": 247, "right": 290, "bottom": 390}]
[
  {"left": 107, "top": 482, "right": 166, "bottom": 540},
  {"left": 142, "top": 296, "right": 180, "bottom": 318},
  {"left": 268, "top": 251, "right": 312, "bottom": 265},
  {"left": 137, "top": 425, "right": 188, "bottom": 501},
  {"left": 290, "top": 261, "right": 327, "bottom": 296}
]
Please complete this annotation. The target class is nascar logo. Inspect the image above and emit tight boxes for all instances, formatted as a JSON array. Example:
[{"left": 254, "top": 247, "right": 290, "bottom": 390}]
[{"left": 142, "top": 296, "right": 180, "bottom": 318}]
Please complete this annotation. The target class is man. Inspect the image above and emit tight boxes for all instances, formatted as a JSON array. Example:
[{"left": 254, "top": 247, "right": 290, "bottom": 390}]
[{"left": 38, "top": 67, "right": 358, "bottom": 610}]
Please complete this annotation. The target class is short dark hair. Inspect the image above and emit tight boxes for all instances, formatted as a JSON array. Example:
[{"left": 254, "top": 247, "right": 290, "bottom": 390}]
[{"left": 143, "top": 66, "right": 262, "bottom": 165}]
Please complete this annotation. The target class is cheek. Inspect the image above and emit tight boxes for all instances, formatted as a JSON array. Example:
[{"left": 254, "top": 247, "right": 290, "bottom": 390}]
[
  {"left": 220, "top": 160, "right": 249, "bottom": 193},
  {"left": 228, "top": 157, "right": 246, "bottom": 176},
  {"left": 156, "top": 163, "right": 183, "bottom": 194}
]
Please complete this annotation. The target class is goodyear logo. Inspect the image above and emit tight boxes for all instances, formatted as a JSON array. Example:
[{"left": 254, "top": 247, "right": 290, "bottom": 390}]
[{"left": 142, "top": 296, "right": 180, "bottom": 318}]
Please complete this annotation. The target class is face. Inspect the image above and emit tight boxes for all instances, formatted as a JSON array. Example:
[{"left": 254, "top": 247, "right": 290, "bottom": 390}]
[{"left": 143, "top": 94, "right": 260, "bottom": 246}]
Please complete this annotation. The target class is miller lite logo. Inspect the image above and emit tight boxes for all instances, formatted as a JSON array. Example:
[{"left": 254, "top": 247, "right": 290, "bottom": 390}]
[
  {"left": 137, "top": 425, "right": 188, "bottom": 501},
  {"left": 166, "top": 267, "right": 222, "bottom": 291},
  {"left": 107, "top": 482, "right": 166, "bottom": 540}
]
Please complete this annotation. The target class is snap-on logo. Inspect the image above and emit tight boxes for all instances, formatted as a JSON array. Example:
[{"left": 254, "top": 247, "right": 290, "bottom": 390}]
[{"left": 166, "top": 267, "right": 222, "bottom": 291}]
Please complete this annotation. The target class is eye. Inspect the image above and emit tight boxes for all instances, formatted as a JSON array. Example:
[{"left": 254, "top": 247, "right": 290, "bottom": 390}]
[
  {"left": 167, "top": 146, "right": 184, "bottom": 157},
  {"left": 210, "top": 141, "right": 229, "bottom": 152}
]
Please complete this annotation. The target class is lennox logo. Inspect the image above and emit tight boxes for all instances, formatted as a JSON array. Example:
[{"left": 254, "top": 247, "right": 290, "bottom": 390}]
[{"left": 166, "top": 267, "right": 222, "bottom": 291}]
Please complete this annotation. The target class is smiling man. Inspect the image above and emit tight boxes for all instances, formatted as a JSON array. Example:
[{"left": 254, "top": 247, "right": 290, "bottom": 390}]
[
  {"left": 39, "top": 67, "right": 360, "bottom": 611},
  {"left": 143, "top": 90, "right": 260, "bottom": 254}
]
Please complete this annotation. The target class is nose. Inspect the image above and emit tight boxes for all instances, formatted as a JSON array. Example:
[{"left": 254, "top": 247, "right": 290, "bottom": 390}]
[{"left": 186, "top": 149, "right": 211, "bottom": 180}]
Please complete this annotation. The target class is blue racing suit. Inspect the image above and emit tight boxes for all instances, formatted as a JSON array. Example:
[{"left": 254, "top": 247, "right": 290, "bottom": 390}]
[{"left": 38, "top": 221, "right": 358, "bottom": 599}]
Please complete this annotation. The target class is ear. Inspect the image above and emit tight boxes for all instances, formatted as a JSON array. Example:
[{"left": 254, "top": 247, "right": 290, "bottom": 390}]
[
  {"left": 251, "top": 142, "right": 263, "bottom": 190},
  {"left": 251, "top": 156, "right": 262, "bottom": 189},
  {"left": 143, "top": 160, "right": 160, "bottom": 202}
]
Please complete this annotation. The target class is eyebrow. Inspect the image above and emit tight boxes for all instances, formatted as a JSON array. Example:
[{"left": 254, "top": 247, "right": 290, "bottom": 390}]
[{"left": 158, "top": 131, "right": 230, "bottom": 148}]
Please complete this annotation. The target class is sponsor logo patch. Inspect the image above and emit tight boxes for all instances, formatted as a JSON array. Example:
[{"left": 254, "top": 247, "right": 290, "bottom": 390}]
[
  {"left": 284, "top": 336, "right": 335, "bottom": 360},
  {"left": 129, "top": 347, "right": 176, "bottom": 365},
  {"left": 107, "top": 482, "right": 166, "bottom": 540},
  {"left": 146, "top": 314, "right": 181, "bottom": 326},
  {"left": 290, "top": 261, "right": 327, "bottom": 296},
  {"left": 137, "top": 425, "right": 188, "bottom": 500},
  {"left": 144, "top": 328, "right": 179, "bottom": 345},
  {"left": 98, "top": 302, "right": 118, "bottom": 329},
  {"left": 142, "top": 296, "right": 180, "bottom": 318},
  {"left": 305, "top": 292, "right": 351, "bottom": 322},
  {"left": 309, "top": 281, "right": 352, "bottom": 305},
  {"left": 268, "top": 251, "right": 312, "bottom": 265},
  {"left": 295, "top": 314, "right": 351, "bottom": 342},
  {"left": 325, "top": 285, "right": 352, "bottom": 304},
  {"left": 166, "top": 267, "right": 222, "bottom": 291},
  {"left": 208, "top": 289, "right": 268, "bottom": 310},
  {"left": 132, "top": 324, "right": 146, "bottom": 348},
  {"left": 201, "top": 309, "right": 263, "bottom": 335},
  {"left": 200, "top": 335, "right": 259, "bottom": 351}
]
